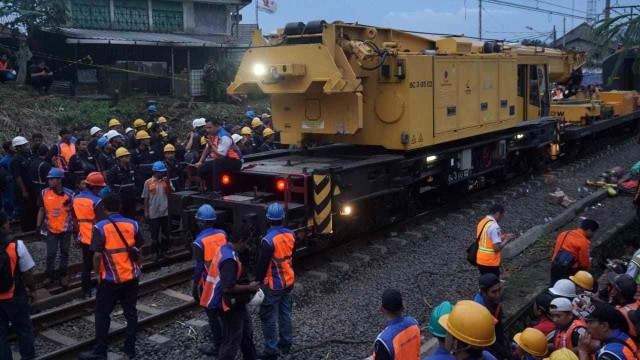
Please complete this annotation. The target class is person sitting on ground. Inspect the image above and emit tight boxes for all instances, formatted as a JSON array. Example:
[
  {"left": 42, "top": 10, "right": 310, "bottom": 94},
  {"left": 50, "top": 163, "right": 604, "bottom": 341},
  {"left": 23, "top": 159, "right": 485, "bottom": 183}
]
[
  {"left": 577, "top": 303, "right": 635, "bottom": 360},
  {"left": 423, "top": 301, "right": 455, "bottom": 360},
  {"left": 0, "top": 210, "right": 37, "bottom": 360},
  {"left": 373, "top": 289, "right": 421, "bottom": 360},
  {"left": 438, "top": 300, "right": 498, "bottom": 360},
  {"left": 550, "top": 219, "right": 599, "bottom": 286},
  {"left": 29, "top": 59, "right": 54, "bottom": 94},
  {"left": 513, "top": 328, "right": 549, "bottom": 360},
  {"left": 549, "top": 298, "right": 587, "bottom": 354},
  {"left": 532, "top": 293, "right": 556, "bottom": 338},
  {"left": 473, "top": 273, "right": 512, "bottom": 360},
  {"left": 0, "top": 54, "right": 13, "bottom": 83}
]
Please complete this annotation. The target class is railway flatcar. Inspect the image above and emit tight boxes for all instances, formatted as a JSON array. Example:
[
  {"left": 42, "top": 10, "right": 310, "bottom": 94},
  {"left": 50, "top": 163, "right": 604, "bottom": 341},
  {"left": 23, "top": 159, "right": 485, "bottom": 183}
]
[{"left": 170, "top": 21, "right": 640, "bottom": 255}]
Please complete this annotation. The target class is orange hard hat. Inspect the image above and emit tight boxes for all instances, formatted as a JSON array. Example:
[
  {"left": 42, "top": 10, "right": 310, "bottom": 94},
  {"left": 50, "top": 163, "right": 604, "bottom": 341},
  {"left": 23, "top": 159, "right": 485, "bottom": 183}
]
[{"left": 85, "top": 172, "right": 106, "bottom": 187}]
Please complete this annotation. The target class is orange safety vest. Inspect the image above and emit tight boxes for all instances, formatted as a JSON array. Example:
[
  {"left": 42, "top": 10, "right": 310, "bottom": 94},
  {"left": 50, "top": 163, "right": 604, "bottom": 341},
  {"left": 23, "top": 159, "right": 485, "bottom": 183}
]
[
  {"left": 554, "top": 318, "right": 587, "bottom": 350},
  {"left": 94, "top": 215, "right": 141, "bottom": 283},
  {"left": 618, "top": 302, "right": 640, "bottom": 338},
  {"left": 56, "top": 141, "right": 76, "bottom": 172},
  {"left": 0, "top": 242, "right": 18, "bottom": 300},
  {"left": 208, "top": 131, "right": 241, "bottom": 160},
  {"left": 263, "top": 226, "right": 296, "bottom": 290},
  {"left": 193, "top": 228, "right": 227, "bottom": 285},
  {"left": 42, "top": 188, "right": 74, "bottom": 234},
  {"left": 373, "top": 316, "right": 421, "bottom": 360},
  {"left": 476, "top": 217, "right": 500, "bottom": 267},
  {"left": 200, "top": 244, "right": 242, "bottom": 311},
  {"left": 72, "top": 191, "right": 101, "bottom": 245}
]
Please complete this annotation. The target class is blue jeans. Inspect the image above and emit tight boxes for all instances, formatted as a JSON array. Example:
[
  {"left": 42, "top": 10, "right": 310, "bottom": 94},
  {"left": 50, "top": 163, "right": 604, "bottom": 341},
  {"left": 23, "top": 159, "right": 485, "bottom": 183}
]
[
  {"left": 46, "top": 232, "right": 71, "bottom": 279},
  {"left": 0, "top": 294, "right": 35, "bottom": 359},
  {"left": 259, "top": 286, "right": 293, "bottom": 356}
]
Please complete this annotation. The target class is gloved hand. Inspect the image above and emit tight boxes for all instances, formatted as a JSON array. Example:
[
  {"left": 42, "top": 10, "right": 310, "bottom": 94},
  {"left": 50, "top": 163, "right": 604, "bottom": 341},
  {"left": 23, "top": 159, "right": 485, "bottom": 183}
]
[{"left": 192, "top": 282, "right": 201, "bottom": 303}]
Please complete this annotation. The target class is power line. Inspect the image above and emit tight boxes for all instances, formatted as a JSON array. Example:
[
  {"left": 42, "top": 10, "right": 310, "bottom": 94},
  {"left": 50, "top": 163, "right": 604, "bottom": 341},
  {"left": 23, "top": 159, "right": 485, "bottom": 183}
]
[
  {"left": 482, "top": 6, "right": 508, "bottom": 30},
  {"left": 512, "top": 0, "right": 587, "bottom": 14},
  {"left": 482, "top": 0, "right": 587, "bottom": 19}
]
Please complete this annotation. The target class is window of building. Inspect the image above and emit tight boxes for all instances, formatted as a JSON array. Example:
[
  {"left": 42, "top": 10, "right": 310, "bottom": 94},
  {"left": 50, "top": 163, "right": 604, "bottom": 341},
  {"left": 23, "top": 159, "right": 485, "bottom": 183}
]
[
  {"left": 113, "top": 0, "right": 149, "bottom": 31},
  {"left": 71, "top": 0, "right": 110, "bottom": 29},
  {"left": 153, "top": 0, "right": 183, "bottom": 33}
]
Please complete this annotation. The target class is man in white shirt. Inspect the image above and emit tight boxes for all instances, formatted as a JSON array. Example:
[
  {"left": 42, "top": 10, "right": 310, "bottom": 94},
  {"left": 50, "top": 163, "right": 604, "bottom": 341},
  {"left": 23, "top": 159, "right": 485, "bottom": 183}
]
[
  {"left": 0, "top": 210, "right": 37, "bottom": 359},
  {"left": 195, "top": 118, "right": 243, "bottom": 193}
]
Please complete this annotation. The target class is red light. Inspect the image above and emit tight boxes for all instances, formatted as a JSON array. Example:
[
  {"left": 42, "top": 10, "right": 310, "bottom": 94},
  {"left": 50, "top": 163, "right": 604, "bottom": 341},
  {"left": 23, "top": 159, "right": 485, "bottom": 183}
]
[
  {"left": 276, "top": 179, "right": 286, "bottom": 191},
  {"left": 221, "top": 174, "right": 231, "bottom": 186}
]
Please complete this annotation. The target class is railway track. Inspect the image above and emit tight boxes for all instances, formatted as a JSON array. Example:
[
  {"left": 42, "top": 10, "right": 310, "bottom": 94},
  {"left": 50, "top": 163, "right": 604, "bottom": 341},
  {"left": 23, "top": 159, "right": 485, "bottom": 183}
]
[{"left": 15, "top": 132, "right": 637, "bottom": 359}]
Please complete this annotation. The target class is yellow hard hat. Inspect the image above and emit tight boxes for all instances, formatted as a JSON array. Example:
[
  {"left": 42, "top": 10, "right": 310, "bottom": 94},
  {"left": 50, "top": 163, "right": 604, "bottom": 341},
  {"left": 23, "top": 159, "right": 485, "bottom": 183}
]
[
  {"left": 514, "top": 328, "right": 548, "bottom": 357},
  {"left": 160, "top": 131, "right": 168, "bottom": 138},
  {"left": 569, "top": 271, "right": 594, "bottom": 290},
  {"left": 547, "top": 349, "right": 579, "bottom": 360},
  {"left": 263, "top": 128, "right": 275, "bottom": 137},
  {"left": 108, "top": 118, "right": 121, "bottom": 127},
  {"left": 157, "top": 116, "right": 167, "bottom": 123},
  {"left": 251, "top": 117, "right": 263, "bottom": 129},
  {"left": 164, "top": 144, "right": 176, "bottom": 153},
  {"left": 136, "top": 130, "right": 150, "bottom": 140},
  {"left": 115, "top": 147, "right": 130, "bottom": 158},
  {"left": 133, "top": 119, "right": 145, "bottom": 128},
  {"left": 147, "top": 122, "right": 154, "bottom": 129},
  {"left": 241, "top": 127, "right": 252, "bottom": 135},
  {"left": 438, "top": 300, "right": 496, "bottom": 347}
]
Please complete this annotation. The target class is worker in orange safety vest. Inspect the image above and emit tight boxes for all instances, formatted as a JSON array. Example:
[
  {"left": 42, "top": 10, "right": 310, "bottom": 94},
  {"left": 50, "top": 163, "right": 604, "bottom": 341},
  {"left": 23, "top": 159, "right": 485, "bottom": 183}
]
[
  {"left": 372, "top": 288, "right": 421, "bottom": 360},
  {"left": 475, "top": 204, "right": 515, "bottom": 277}
]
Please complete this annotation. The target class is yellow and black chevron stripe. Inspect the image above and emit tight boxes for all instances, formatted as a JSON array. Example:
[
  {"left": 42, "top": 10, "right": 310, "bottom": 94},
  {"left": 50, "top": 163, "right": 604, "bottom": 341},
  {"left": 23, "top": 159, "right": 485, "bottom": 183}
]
[{"left": 313, "top": 174, "right": 332, "bottom": 234}]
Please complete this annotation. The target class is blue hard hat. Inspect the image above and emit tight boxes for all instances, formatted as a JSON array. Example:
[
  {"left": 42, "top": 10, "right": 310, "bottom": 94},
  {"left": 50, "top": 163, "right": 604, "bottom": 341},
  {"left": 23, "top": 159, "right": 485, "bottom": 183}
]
[
  {"left": 152, "top": 161, "right": 167, "bottom": 172},
  {"left": 47, "top": 168, "right": 64, "bottom": 179},
  {"left": 97, "top": 137, "right": 108, "bottom": 149},
  {"left": 266, "top": 203, "right": 285, "bottom": 221},
  {"left": 6, "top": 71, "right": 16, "bottom": 80},
  {"left": 195, "top": 204, "right": 217, "bottom": 221},
  {"left": 148, "top": 105, "right": 157, "bottom": 112},
  {"left": 245, "top": 110, "right": 256, "bottom": 118}
]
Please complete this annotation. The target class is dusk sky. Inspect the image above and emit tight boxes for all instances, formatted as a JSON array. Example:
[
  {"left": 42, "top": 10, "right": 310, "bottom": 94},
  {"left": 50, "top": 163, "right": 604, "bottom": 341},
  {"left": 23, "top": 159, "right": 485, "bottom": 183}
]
[{"left": 240, "top": 0, "right": 638, "bottom": 42}]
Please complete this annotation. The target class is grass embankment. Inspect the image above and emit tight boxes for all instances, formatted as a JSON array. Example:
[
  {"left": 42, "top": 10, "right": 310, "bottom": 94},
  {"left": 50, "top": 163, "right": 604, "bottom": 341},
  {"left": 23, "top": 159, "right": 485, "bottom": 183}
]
[{"left": 0, "top": 84, "right": 269, "bottom": 142}]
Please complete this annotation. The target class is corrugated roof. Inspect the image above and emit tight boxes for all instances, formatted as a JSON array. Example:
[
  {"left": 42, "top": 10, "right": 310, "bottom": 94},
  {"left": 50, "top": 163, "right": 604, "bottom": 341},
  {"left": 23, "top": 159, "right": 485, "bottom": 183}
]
[{"left": 50, "top": 28, "right": 243, "bottom": 47}]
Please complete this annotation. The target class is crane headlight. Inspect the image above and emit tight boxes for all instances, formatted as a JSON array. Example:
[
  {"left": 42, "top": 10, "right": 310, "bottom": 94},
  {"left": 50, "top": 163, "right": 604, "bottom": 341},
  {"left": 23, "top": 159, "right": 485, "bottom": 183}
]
[{"left": 253, "top": 63, "right": 267, "bottom": 77}]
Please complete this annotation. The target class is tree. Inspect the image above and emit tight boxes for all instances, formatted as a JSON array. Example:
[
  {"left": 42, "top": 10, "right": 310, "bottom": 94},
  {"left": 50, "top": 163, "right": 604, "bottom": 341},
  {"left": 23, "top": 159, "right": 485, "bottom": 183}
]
[
  {"left": 591, "top": 11, "right": 640, "bottom": 86},
  {"left": 0, "top": 0, "right": 67, "bottom": 85}
]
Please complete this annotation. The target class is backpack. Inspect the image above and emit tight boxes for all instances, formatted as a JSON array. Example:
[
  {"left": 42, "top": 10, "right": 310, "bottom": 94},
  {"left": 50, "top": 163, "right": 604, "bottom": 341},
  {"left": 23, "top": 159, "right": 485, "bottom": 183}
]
[
  {"left": 551, "top": 231, "right": 576, "bottom": 270},
  {"left": 0, "top": 238, "right": 17, "bottom": 294},
  {"left": 467, "top": 220, "right": 493, "bottom": 266}
]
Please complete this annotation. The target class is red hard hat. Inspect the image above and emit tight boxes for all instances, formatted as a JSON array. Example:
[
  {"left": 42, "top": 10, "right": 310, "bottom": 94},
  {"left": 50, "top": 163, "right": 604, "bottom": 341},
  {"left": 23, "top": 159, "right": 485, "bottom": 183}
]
[{"left": 85, "top": 172, "right": 106, "bottom": 187}]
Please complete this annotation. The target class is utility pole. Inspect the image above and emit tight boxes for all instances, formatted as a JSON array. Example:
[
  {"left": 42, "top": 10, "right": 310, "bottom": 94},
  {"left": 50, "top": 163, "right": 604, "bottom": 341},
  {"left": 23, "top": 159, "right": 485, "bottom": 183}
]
[
  {"left": 553, "top": 25, "right": 557, "bottom": 44},
  {"left": 479, "top": 0, "right": 482, "bottom": 40},
  {"left": 563, "top": 17, "right": 566, "bottom": 47},
  {"left": 605, "top": 0, "right": 611, "bottom": 20},
  {"left": 255, "top": 0, "right": 259, "bottom": 28}
]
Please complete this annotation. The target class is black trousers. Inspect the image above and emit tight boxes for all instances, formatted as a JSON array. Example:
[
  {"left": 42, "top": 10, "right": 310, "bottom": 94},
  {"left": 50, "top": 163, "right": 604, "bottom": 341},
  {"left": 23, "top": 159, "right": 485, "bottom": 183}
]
[
  {"left": 149, "top": 216, "right": 170, "bottom": 253},
  {"left": 19, "top": 194, "right": 37, "bottom": 232},
  {"left": 93, "top": 279, "right": 139, "bottom": 355},
  {"left": 198, "top": 158, "right": 242, "bottom": 191},
  {"left": 30, "top": 76, "right": 53, "bottom": 90},
  {"left": 81, "top": 243, "right": 94, "bottom": 295},
  {"left": 0, "top": 294, "right": 35, "bottom": 360},
  {"left": 478, "top": 265, "right": 501, "bottom": 278},
  {"left": 206, "top": 308, "right": 223, "bottom": 355},
  {"left": 219, "top": 306, "right": 256, "bottom": 360},
  {"left": 120, "top": 197, "right": 137, "bottom": 220}
]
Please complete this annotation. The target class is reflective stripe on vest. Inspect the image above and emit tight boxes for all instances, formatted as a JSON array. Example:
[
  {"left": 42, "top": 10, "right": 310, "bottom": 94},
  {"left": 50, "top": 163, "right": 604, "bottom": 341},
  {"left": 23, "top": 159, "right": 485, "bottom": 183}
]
[
  {"left": 193, "top": 228, "right": 227, "bottom": 285},
  {"left": 95, "top": 216, "right": 140, "bottom": 283},
  {"left": 476, "top": 218, "right": 499, "bottom": 266},
  {"left": 0, "top": 242, "right": 17, "bottom": 300},
  {"left": 73, "top": 191, "right": 101, "bottom": 245},
  {"left": 554, "top": 319, "right": 586, "bottom": 349},
  {"left": 56, "top": 141, "right": 76, "bottom": 172},
  {"left": 42, "top": 188, "right": 74, "bottom": 234},
  {"left": 618, "top": 303, "right": 640, "bottom": 338},
  {"left": 199, "top": 244, "right": 242, "bottom": 311},
  {"left": 263, "top": 226, "right": 295, "bottom": 290},
  {"left": 372, "top": 317, "right": 421, "bottom": 360},
  {"left": 209, "top": 130, "right": 242, "bottom": 161}
]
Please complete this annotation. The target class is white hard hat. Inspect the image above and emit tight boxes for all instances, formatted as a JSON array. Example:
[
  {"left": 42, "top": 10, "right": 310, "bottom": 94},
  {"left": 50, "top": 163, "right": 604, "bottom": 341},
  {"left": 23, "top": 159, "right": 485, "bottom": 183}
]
[
  {"left": 548, "top": 279, "right": 576, "bottom": 298},
  {"left": 90, "top": 126, "right": 102, "bottom": 136},
  {"left": 231, "top": 134, "right": 242, "bottom": 144},
  {"left": 248, "top": 289, "right": 264, "bottom": 307},
  {"left": 550, "top": 297, "right": 573, "bottom": 312},
  {"left": 105, "top": 130, "right": 121, "bottom": 140},
  {"left": 192, "top": 118, "right": 206, "bottom": 129},
  {"left": 125, "top": 127, "right": 134, "bottom": 134},
  {"left": 12, "top": 136, "right": 28, "bottom": 147}
]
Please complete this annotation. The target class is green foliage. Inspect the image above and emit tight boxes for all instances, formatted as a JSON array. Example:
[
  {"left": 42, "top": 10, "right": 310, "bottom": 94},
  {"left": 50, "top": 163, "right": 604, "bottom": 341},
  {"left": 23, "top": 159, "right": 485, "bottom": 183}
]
[
  {"left": 591, "top": 13, "right": 640, "bottom": 86},
  {"left": 203, "top": 57, "right": 240, "bottom": 102},
  {"left": 0, "top": 0, "right": 67, "bottom": 34}
]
